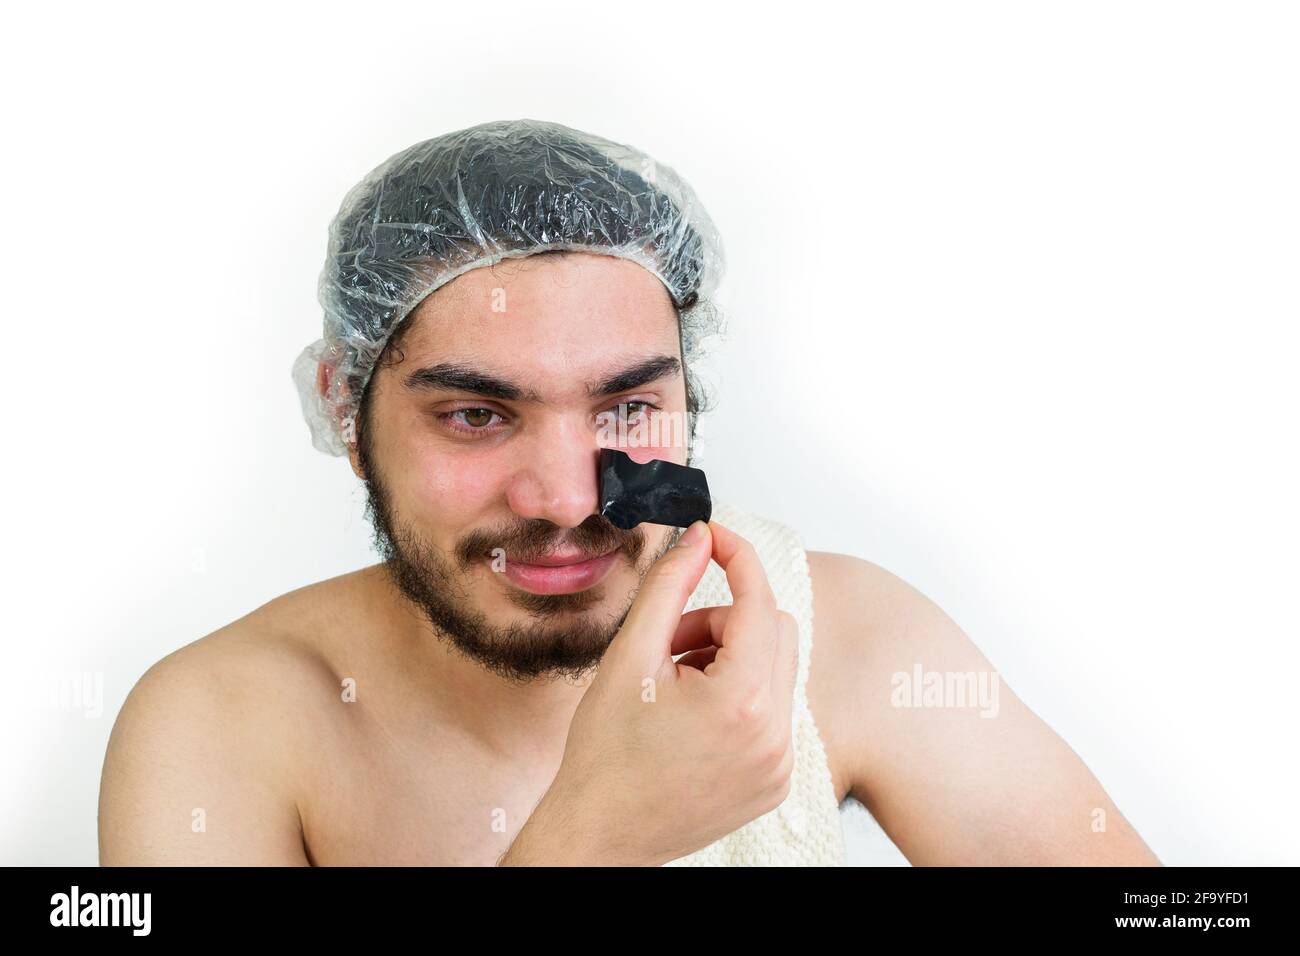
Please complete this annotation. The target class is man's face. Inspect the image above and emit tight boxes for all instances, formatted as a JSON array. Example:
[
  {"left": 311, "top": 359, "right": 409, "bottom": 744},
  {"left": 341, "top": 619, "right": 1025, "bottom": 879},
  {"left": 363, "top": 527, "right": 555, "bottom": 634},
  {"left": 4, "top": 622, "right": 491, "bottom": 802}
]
[{"left": 351, "top": 252, "right": 691, "bottom": 683}]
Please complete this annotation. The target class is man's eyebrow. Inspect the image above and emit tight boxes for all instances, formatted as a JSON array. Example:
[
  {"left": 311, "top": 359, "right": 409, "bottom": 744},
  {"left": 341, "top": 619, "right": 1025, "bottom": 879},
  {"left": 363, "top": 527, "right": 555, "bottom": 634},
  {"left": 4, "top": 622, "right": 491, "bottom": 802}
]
[
  {"left": 402, "top": 364, "right": 541, "bottom": 402},
  {"left": 588, "top": 355, "right": 681, "bottom": 398},
  {"left": 402, "top": 355, "right": 682, "bottom": 402}
]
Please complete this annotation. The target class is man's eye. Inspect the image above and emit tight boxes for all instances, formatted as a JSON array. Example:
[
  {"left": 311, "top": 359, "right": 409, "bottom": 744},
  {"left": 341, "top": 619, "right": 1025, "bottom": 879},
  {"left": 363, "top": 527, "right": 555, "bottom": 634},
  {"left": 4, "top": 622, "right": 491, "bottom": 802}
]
[
  {"left": 442, "top": 408, "right": 503, "bottom": 432},
  {"left": 438, "top": 403, "right": 657, "bottom": 437}
]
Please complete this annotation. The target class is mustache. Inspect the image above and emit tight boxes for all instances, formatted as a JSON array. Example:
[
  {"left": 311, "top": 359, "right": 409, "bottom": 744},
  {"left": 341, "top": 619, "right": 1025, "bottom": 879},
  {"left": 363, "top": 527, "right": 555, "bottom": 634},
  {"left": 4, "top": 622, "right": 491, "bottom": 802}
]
[{"left": 456, "top": 513, "right": 646, "bottom": 568}]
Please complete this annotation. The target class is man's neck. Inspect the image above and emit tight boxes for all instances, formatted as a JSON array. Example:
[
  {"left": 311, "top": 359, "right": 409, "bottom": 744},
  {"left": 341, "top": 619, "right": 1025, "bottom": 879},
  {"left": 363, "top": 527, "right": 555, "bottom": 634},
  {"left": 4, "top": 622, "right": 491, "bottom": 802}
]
[{"left": 353, "top": 563, "right": 596, "bottom": 761}]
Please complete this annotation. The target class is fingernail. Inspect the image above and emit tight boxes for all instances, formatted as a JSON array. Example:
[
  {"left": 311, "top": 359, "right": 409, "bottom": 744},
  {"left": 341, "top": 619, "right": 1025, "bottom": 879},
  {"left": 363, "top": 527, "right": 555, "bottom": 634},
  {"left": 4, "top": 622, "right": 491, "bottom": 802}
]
[{"left": 677, "top": 520, "right": 706, "bottom": 548}]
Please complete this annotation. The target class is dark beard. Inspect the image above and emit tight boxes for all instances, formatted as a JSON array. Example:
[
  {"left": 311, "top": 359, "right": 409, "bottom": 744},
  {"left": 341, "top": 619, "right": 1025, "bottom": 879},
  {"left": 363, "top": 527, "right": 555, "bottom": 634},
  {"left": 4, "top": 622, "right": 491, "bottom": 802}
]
[{"left": 361, "top": 461, "right": 680, "bottom": 684}]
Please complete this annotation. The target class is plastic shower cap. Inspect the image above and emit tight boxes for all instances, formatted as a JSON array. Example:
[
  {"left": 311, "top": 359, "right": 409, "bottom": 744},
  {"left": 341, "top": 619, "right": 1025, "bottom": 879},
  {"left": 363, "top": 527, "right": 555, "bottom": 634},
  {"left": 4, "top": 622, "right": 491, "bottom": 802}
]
[{"left": 291, "top": 118, "right": 726, "bottom": 456}]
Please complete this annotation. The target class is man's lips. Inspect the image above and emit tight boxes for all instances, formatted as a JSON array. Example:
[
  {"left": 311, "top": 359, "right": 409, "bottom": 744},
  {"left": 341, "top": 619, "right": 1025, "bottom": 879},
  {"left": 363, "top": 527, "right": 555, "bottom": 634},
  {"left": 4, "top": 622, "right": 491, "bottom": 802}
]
[
  {"left": 500, "top": 548, "right": 621, "bottom": 595},
  {"left": 514, "top": 549, "right": 611, "bottom": 567}
]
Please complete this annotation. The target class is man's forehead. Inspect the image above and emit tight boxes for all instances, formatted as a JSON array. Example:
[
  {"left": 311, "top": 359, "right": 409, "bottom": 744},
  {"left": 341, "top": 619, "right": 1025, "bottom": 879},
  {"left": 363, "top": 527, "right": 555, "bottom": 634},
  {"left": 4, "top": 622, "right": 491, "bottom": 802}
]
[
  {"left": 390, "top": 257, "right": 682, "bottom": 398},
  {"left": 404, "top": 253, "right": 676, "bottom": 337}
]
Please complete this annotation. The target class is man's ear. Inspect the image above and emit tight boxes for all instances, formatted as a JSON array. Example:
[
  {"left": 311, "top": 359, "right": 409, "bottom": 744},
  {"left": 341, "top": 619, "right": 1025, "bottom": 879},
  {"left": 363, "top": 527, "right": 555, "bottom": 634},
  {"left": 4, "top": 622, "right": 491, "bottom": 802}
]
[
  {"left": 316, "top": 356, "right": 367, "bottom": 480},
  {"left": 345, "top": 434, "right": 366, "bottom": 481}
]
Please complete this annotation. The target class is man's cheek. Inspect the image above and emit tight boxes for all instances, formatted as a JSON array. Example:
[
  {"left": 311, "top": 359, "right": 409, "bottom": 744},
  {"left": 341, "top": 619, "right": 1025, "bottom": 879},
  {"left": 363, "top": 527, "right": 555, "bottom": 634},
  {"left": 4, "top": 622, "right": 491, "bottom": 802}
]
[
  {"left": 416, "top": 455, "right": 501, "bottom": 509},
  {"left": 620, "top": 444, "right": 680, "bottom": 466},
  {"left": 613, "top": 409, "right": 690, "bottom": 466}
]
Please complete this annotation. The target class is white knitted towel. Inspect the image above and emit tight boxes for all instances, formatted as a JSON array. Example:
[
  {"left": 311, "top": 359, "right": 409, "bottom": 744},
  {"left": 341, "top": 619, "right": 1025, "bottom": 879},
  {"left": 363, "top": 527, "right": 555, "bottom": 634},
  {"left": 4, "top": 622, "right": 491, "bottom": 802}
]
[{"left": 663, "top": 498, "right": 846, "bottom": 866}]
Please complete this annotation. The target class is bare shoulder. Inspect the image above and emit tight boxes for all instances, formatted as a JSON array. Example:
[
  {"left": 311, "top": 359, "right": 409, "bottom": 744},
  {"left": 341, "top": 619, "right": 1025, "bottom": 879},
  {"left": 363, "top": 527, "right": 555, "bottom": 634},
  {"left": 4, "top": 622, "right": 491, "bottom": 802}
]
[
  {"left": 97, "top": 572, "right": 359, "bottom": 865},
  {"left": 803, "top": 551, "right": 1160, "bottom": 865}
]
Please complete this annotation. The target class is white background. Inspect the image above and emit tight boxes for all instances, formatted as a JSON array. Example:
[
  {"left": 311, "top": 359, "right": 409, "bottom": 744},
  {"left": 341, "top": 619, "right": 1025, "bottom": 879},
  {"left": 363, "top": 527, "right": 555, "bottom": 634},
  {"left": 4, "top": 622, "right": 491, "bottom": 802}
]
[{"left": 2, "top": 0, "right": 1296, "bottom": 866}]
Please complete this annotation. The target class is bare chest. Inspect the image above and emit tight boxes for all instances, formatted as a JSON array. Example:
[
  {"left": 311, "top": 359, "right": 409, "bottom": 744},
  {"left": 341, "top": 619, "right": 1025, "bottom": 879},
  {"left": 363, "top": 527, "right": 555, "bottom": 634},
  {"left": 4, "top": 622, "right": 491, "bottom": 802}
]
[{"left": 297, "top": 719, "right": 565, "bottom": 866}]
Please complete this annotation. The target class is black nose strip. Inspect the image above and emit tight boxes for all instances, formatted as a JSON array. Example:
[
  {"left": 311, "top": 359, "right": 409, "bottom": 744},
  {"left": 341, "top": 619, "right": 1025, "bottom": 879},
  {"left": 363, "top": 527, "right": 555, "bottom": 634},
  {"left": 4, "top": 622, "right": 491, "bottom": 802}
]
[{"left": 597, "top": 448, "right": 713, "bottom": 530}]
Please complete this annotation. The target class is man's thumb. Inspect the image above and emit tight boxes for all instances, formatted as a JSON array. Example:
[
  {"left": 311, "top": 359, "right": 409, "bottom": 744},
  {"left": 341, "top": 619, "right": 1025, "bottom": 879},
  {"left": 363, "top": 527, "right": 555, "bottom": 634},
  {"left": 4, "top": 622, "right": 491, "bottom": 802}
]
[{"left": 608, "top": 520, "right": 713, "bottom": 671}]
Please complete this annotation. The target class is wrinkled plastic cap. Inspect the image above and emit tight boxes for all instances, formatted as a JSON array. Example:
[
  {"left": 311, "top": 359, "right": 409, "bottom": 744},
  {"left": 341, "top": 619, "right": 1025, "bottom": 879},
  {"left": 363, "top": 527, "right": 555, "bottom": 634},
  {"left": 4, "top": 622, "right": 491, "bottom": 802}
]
[{"left": 291, "top": 118, "right": 726, "bottom": 456}]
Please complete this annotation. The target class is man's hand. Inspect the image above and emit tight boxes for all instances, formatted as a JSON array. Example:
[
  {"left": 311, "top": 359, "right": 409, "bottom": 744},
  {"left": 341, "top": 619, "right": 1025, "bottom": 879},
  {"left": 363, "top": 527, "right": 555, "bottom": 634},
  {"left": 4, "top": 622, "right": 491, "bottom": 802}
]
[{"left": 499, "top": 519, "right": 800, "bottom": 866}]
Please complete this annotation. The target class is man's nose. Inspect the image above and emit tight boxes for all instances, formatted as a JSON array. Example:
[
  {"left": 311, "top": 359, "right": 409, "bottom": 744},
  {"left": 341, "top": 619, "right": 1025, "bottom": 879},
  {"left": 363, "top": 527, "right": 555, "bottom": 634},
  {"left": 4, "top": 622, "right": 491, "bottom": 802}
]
[{"left": 504, "top": 418, "right": 604, "bottom": 529}]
